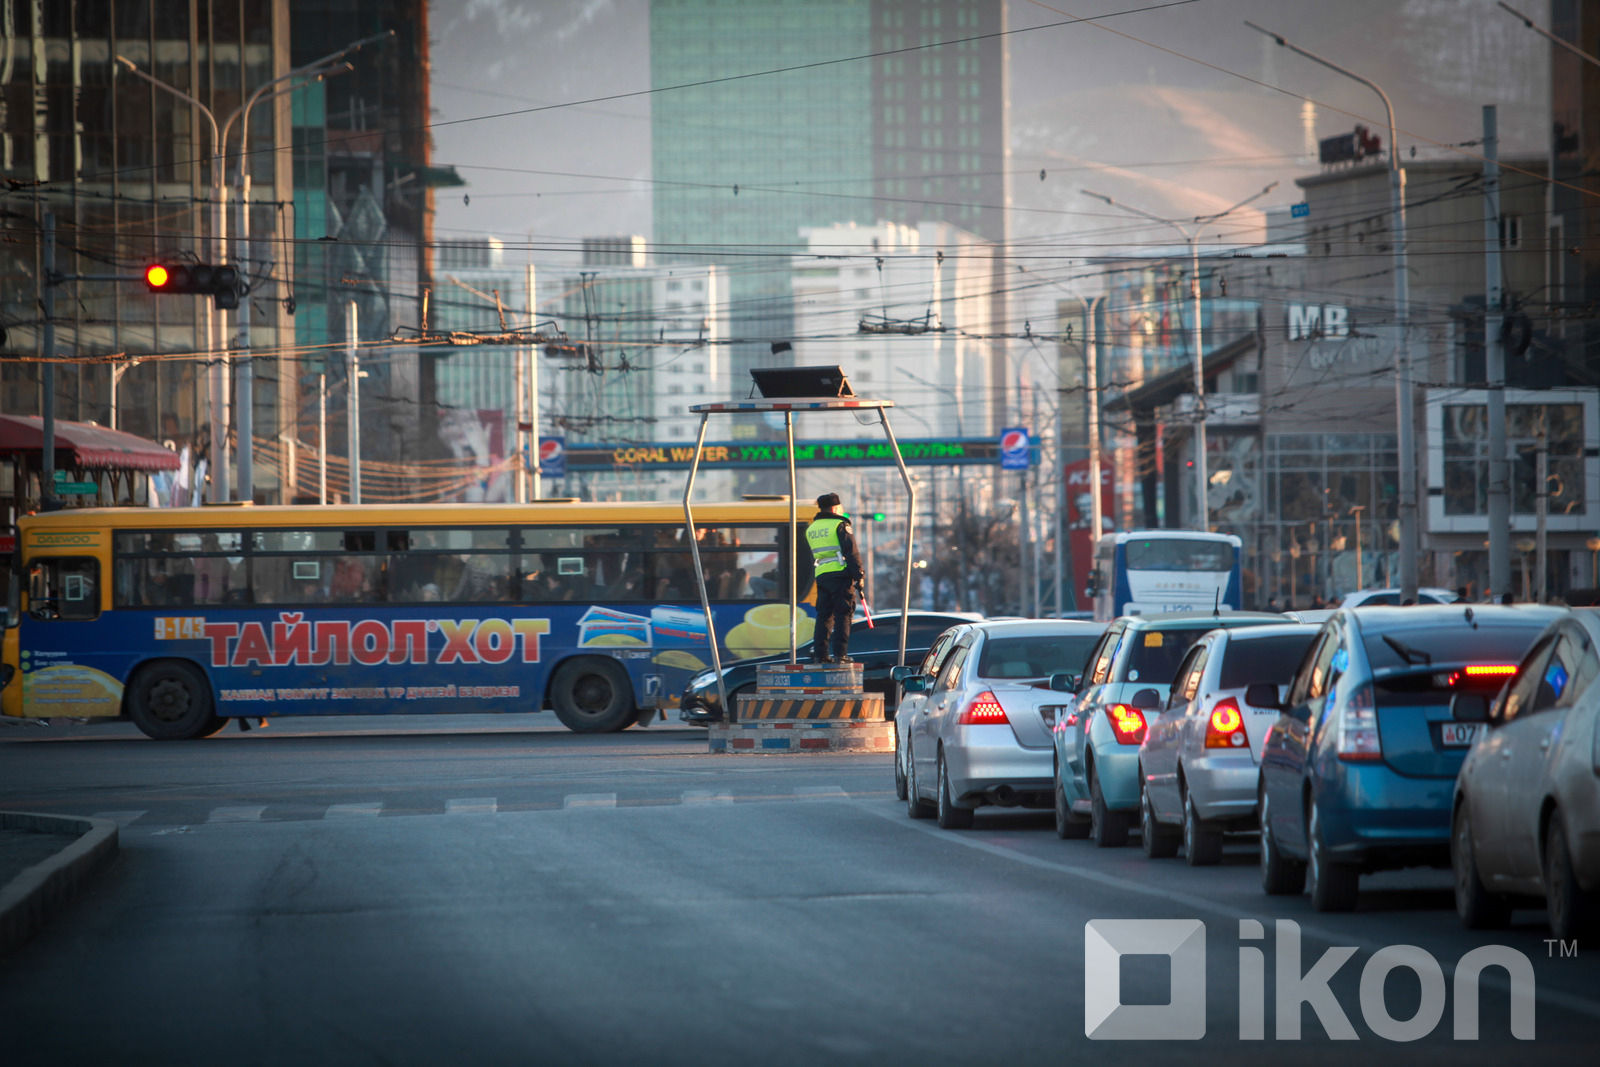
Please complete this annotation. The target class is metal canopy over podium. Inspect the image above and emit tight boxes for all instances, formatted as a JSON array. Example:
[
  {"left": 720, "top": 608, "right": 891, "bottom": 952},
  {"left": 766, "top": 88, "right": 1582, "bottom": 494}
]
[{"left": 682, "top": 368, "right": 917, "bottom": 721}]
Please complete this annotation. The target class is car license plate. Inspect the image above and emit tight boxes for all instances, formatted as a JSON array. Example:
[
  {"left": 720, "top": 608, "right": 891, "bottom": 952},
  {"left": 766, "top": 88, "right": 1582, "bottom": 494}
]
[
  {"left": 1440, "top": 723, "right": 1479, "bottom": 747},
  {"left": 1040, "top": 705, "right": 1068, "bottom": 728}
]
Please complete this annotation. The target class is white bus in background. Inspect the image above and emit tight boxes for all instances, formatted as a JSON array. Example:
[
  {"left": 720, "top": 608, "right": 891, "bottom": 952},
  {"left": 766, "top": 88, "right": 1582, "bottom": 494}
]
[{"left": 1088, "top": 531, "right": 1243, "bottom": 623}]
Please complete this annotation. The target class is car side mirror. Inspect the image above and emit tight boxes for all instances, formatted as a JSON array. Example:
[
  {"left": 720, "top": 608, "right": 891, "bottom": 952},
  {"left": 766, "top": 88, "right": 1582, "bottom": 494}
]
[
  {"left": 1049, "top": 671, "right": 1079, "bottom": 692},
  {"left": 901, "top": 676, "right": 930, "bottom": 694},
  {"left": 1130, "top": 687, "right": 1160, "bottom": 710},
  {"left": 1244, "top": 682, "right": 1282, "bottom": 710},
  {"left": 890, "top": 665, "right": 916, "bottom": 682},
  {"left": 1450, "top": 691, "right": 1490, "bottom": 724}
]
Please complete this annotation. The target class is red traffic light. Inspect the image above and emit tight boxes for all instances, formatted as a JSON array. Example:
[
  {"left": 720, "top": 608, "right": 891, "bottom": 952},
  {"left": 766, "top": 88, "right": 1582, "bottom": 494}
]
[{"left": 145, "top": 264, "right": 170, "bottom": 288}]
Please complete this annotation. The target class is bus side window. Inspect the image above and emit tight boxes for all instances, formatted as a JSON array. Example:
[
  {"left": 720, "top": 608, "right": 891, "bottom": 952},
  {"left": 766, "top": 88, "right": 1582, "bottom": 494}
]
[{"left": 28, "top": 558, "right": 100, "bottom": 621}]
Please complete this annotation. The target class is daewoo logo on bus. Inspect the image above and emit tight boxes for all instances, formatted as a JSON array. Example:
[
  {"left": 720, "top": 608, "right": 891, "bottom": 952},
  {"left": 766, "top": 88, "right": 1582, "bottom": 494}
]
[
  {"left": 200, "top": 615, "right": 552, "bottom": 668},
  {"left": 28, "top": 532, "right": 99, "bottom": 547}
]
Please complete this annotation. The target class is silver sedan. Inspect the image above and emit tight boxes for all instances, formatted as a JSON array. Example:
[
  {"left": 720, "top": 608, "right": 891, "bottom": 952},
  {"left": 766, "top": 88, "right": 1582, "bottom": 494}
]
[
  {"left": 1451, "top": 609, "right": 1600, "bottom": 939},
  {"left": 902, "top": 619, "right": 1104, "bottom": 829}
]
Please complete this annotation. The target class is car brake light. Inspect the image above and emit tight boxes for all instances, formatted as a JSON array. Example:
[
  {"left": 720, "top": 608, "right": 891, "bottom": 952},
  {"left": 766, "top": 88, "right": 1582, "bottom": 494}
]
[
  {"left": 959, "top": 690, "right": 1009, "bottom": 725},
  {"left": 1106, "top": 703, "right": 1146, "bottom": 745},
  {"left": 1447, "top": 664, "right": 1517, "bottom": 687},
  {"left": 1203, "top": 697, "right": 1249, "bottom": 749},
  {"left": 1336, "top": 681, "right": 1381, "bottom": 762}
]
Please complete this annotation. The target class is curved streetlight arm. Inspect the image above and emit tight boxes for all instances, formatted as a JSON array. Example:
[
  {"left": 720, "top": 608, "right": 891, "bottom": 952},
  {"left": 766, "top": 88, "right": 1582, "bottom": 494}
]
[
  {"left": 1245, "top": 21, "right": 1396, "bottom": 171},
  {"left": 226, "top": 28, "right": 391, "bottom": 184},
  {"left": 228, "top": 63, "right": 354, "bottom": 188},
  {"left": 1082, "top": 188, "right": 1190, "bottom": 244},
  {"left": 1196, "top": 181, "right": 1279, "bottom": 225},
  {"left": 114, "top": 55, "right": 218, "bottom": 160}
]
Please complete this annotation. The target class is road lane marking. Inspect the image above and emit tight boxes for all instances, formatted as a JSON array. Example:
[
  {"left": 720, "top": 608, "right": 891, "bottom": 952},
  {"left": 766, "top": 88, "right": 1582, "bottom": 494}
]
[
  {"left": 858, "top": 801, "right": 1600, "bottom": 1023},
  {"left": 446, "top": 797, "right": 498, "bottom": 814},
  {"left": 325, "top": 803, "right": 382, "bottom": 818},
  {"left": 682, "top": 789, "right": 734, "bottom": 805},
  {"left": 563, "top": 793, "right": 617, "bottom": 809},
  {"left": 91, "top": 811, "right": 146, "bottom": 827},
  {"left": 206, "top": 806, "right": 265, "bottom": 823},
  {"left": 793, "top": 785, "right": 848, "bottom": 798}
]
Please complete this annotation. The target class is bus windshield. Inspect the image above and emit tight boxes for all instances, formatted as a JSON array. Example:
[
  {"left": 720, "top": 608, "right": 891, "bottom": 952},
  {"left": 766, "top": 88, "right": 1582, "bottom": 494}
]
[{"left": 1123, "top": 538, "right": 1235, "bottom": 572}]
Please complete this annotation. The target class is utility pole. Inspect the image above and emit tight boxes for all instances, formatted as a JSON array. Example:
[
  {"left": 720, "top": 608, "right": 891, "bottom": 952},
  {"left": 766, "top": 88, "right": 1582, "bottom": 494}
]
[
  {"left": 40, "top": 212, "right": 59, "bottom": 512},
  {"left": 318, "top": 371, "right": 328, "bottom": 505},
  {"left": 1483, "top": 105, "right": 1511, "bottom": 600},
  {"left": 346, "top": 302, "right": 361, "bottom": 504},
  {"left": 1082, "top": 184, "right": 1276, "bottom": 531}
]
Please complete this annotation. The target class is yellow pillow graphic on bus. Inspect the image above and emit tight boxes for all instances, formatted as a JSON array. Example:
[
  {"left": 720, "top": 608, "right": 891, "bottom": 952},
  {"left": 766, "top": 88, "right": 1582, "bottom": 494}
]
[
  {"left": 21, "top": 664, "right": 123, "bottom": 718},
  {"left": 724, "top": 603, "right": 813, "bottom": 658}
]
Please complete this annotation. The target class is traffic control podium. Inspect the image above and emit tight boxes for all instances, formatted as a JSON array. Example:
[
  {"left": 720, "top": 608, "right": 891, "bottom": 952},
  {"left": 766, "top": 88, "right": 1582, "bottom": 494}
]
[{"left": 707, "top": 661, "right": 895, "bottom": 754}]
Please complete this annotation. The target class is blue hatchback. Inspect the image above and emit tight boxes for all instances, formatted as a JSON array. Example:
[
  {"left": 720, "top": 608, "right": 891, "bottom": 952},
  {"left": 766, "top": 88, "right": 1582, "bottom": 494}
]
[{"left": 1257, "top": 604, "right": 1564, "bottom": 911}]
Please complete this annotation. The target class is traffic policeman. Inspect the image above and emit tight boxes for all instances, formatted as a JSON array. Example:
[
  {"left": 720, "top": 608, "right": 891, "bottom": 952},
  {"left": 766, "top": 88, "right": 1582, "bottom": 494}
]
[{"left": 805, "top": 492, "right": 864, "bottom": 663}]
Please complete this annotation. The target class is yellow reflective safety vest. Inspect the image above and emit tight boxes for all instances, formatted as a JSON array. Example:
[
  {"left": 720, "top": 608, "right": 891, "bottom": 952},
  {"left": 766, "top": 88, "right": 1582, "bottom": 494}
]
[{"left": 806, "top": 515, "right": 848, "bottom": 576}]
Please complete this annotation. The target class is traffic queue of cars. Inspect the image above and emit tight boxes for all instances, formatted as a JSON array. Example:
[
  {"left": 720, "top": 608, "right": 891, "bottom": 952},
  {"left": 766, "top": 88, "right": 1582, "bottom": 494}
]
[
  {"left": 680, "top": 596, "right": 1598, "bottom": 938},
  {"left": 882, "top": 604, "right": 1599, "bottom": 940}
]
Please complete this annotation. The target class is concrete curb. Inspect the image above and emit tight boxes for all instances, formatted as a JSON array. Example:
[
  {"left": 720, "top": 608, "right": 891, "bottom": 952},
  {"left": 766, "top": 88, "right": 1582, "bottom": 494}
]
[{"left": 0, "top": 812, "right": 119, "bottom": 957}]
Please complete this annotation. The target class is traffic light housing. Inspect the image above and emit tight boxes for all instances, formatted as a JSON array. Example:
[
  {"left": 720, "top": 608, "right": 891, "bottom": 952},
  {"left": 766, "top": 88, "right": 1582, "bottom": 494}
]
[
  {"left": 869, "top": 512, "right": 886, "bottom": 522},
  {"left": 145, "top": 263, "right": 241, "bottom": 309}
]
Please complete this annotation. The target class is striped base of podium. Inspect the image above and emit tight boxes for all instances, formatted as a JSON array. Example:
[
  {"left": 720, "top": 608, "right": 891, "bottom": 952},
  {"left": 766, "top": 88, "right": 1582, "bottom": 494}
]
[
  {"left": 707, "top": 719, "right": 894, "bottom": 754},
  {"left": 736, "top": 692, "right": 885, "bottom": 721}
]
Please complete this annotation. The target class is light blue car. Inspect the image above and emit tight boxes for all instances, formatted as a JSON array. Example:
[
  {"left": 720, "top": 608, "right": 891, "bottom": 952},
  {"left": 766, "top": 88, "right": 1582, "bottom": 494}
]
[{"left": 1052, "top": 611, "right": 1285, "bottom": 846}]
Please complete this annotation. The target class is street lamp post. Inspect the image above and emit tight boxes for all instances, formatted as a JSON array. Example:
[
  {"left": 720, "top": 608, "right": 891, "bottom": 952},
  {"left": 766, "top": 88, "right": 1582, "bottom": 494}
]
[
  {"left": 116, "top": 33, "right": 386, "bottom": 504},
  {"left": 1247, "top": 22, "right": 1417, "bottom": 601},
  {"left": 1082, "top": 183, "right": 1276, "bottom": 532},
  {"left": 227, "top": 31, "right": 387, "bottom": 501},
  {"left": 114, "top": 55, "right": 228, "bottom": 501}
]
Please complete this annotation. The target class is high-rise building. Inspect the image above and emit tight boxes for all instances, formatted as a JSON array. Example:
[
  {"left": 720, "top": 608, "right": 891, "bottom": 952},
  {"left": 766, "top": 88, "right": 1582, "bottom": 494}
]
[
  {"left": 288, "top": 0, "right": 448, "bottom": 498},
  {"left": 0, "top": 0, "right": 294, "bottom": 505},
  {"left": 650, "top": 0, "right": 1007, "bottom": 422}
]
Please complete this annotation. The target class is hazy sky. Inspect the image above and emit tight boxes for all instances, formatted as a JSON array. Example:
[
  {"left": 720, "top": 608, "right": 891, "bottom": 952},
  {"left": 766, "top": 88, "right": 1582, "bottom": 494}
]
[{"left": 428, "top": 0, "right": 1548, "bottom": 258}]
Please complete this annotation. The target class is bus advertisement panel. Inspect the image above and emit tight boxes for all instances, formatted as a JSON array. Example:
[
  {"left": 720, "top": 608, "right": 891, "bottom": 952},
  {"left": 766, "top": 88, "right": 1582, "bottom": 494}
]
[{"left": 1, "top": 501, "right": 815, "bottom": 739}]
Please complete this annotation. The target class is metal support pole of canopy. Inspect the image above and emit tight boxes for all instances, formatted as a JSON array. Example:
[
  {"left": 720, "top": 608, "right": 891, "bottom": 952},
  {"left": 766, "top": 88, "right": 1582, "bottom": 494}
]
[{"left": 683, "top": 396, "right": 912, "bottom": 728}]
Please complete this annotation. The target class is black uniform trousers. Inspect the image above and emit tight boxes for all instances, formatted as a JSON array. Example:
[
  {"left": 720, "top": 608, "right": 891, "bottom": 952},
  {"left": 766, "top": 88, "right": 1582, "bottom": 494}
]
[{"left": 811, "top": 573, "right": 857, "bottom": 662}]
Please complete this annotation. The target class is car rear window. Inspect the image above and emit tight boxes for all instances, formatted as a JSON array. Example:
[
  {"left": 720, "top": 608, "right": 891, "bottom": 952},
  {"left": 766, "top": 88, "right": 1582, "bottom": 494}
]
[
  {"left": 977, "top": 634, "right": 1101, "bottom": 679},
  {"left": 1361, "top": 624, "right": 1547, "bottom": 673},
  {"left": 1219, "top": 633, "right": 1318, "bottom": 688},
  {"left": 1121, "top": 629, "right": 1208, "bottom": 683}
]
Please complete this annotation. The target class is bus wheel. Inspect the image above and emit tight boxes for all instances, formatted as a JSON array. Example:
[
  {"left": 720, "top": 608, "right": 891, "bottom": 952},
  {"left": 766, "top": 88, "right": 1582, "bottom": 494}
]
[
  {"left": 550, "top": 658, "right": 636, "bottom": 733},
  {"left": 128, "top": 662, "right": 221, "bottom": 740}
]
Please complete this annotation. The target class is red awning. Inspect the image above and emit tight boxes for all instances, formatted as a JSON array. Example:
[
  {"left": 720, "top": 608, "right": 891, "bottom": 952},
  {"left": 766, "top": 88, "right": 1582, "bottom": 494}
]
[{"left": 0, "top": 415, "right": 181, "bottom": 473}]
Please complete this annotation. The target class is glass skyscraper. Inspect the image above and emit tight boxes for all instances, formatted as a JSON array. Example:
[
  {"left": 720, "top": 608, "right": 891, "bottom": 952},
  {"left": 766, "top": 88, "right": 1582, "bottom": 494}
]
[{"left": 650, "top": 0, "right": 1007, "bottom": 403}]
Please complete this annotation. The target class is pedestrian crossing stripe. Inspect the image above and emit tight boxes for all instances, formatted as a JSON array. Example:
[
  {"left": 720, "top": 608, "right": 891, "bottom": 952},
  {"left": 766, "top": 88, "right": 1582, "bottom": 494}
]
[{"left": 737, "top": 695, "right": 886, "bottom": 720}]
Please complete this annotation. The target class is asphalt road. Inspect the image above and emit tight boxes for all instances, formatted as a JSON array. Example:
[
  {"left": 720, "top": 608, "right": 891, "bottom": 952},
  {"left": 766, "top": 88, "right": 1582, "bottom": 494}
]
[{"left": 2, "top": 714, "right": 1597, "bottom": 1065}]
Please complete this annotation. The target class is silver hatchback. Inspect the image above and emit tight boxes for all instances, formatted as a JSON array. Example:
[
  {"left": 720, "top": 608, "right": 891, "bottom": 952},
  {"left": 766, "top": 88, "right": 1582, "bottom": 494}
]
[{"left": 1137, "top": 623, "right": 1318, "bottom": 864}]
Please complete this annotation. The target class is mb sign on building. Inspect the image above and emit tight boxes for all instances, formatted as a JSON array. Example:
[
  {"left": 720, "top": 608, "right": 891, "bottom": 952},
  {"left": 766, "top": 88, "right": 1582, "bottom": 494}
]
[{"left": 1286, "top": 303, "right": 1349, "bottom": 341}]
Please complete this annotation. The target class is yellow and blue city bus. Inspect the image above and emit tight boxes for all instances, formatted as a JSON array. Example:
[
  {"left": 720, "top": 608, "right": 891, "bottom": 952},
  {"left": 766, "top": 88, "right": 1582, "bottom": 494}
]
[{"left": 1, "top": 499, "right": 814, "bottom": 739}]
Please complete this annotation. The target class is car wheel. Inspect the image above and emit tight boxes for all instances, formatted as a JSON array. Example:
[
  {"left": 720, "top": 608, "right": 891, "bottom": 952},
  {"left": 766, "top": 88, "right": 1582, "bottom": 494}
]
[
  {"left": 1183, "top": 791, "right": 1224, "bottom": 867},
  {"left": 127, "top": 661, "right": 223, "bottom": 740},
  {"left": 1545, "top": 810, "right": 1597, "bottom": 940},
  {"left": 1089, "top": 765, "right": 1129, "bottom": 848},
  {"left": 936, "top": 749, "right": 974, "bottom": 830},
  {"left": 894, "top": 734, "right": 909, "bottom": 801},
  {"left": 1453, "top": 803, "right": 1511, "bottom": 929},
  {"left": 1259, "top": 784, "right": 1306, "bottom": 896},
  {"left": 1140, "top": 783, "right": 1179, "bottom": 859},
  {"left": 1307, "top": 798, "right": 1360, "bottom": 912},
  {"left": 1054, "top": 758, "right": 1089, "bottom": 840},
  {"left": 905, "top": 741, "right": 934, "bottom": 820}
]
